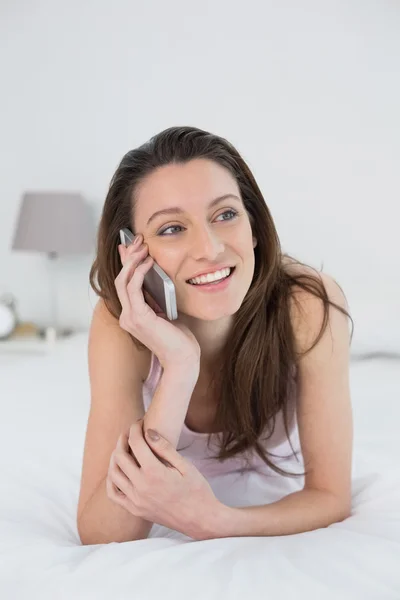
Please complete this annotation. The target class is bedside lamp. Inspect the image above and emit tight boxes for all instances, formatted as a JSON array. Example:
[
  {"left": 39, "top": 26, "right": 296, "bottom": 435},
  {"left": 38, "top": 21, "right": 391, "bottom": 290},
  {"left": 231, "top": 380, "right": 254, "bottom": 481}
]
[{"left": 11, "top": 191, "right": 95, "bottom": 340}]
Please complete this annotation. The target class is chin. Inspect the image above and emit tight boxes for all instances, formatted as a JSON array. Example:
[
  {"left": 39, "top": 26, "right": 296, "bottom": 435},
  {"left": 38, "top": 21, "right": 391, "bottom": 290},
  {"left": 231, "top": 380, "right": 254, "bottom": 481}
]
[{"left": 179, "top": 298, "right": 243, "bottom": 321}]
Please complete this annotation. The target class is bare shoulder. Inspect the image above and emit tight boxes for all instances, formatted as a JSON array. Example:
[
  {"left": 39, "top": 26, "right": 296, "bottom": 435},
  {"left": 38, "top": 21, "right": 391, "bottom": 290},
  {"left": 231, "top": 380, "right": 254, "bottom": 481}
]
[
  {"left": 282, "top": 257, "right": 350, "bottom": 354},
  {"left": 282, "top": 255, "right": 348, "bottom": 308}
]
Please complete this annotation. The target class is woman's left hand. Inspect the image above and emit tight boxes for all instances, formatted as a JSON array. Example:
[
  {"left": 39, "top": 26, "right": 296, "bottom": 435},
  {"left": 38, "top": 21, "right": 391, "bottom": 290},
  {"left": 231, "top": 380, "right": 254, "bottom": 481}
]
[{"left": 107, "top": 420, "right": 223, "bottom": 540}]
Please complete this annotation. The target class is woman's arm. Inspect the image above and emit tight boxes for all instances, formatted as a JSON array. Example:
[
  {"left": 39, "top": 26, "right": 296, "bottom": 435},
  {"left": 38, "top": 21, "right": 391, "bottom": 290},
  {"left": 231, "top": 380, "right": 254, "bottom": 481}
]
[
  {"left": 200, "top": 272, "right": 353, "bottom": 539},
  {"left": 77, "top": 301, "right": 199, "bottom": 544},
  {"left": 142, "top": 363, "right": 199, "bottom": 450},
  {"left": 78, "top": 366, "right": 199, "bottom": 544},
  {"left": 203, "top": 488, "right": 350, "bottom": 539}
]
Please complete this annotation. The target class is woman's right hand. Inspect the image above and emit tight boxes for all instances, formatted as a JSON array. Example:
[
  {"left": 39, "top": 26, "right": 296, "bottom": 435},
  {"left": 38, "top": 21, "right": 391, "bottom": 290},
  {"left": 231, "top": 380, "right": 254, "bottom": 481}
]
[{"left": 115, "top": 234, "right": 201, "bottom": 371}]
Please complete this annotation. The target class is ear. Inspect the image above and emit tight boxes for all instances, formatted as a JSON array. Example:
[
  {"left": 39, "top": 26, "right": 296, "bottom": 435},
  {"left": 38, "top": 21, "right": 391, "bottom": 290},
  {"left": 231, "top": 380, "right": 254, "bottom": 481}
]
[{"left": 252, "top": 235, "right": 258, "bottom": 249}]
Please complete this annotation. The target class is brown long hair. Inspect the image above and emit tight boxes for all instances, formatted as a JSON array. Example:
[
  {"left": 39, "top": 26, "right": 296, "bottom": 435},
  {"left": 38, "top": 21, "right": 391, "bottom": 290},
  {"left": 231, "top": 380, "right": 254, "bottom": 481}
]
[{"left": 90, "top": 126, "right": 354, "bottom": 478}]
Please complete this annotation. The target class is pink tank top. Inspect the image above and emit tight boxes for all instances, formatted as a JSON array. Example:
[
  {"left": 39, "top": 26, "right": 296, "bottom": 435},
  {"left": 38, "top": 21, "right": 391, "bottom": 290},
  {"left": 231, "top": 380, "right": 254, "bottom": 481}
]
[{"left": 142, "top": 353, "right": 302, "bottom": 478}]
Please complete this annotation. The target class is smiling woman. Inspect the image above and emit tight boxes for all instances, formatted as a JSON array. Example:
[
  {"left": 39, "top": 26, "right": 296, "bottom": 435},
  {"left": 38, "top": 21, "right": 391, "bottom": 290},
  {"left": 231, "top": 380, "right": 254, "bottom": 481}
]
[
  {"left": 127, "top": 157, "right": 259, "bottom": 326},
  {"left": 82, "top": 126, "right": 355, "bottom": 542}
]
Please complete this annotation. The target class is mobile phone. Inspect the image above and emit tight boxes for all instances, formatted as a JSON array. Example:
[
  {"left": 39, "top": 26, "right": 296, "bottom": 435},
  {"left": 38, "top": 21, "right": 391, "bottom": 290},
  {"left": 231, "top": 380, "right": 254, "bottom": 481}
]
[{"left": 119, "top": 228, "right": 178, "bottom": 321}]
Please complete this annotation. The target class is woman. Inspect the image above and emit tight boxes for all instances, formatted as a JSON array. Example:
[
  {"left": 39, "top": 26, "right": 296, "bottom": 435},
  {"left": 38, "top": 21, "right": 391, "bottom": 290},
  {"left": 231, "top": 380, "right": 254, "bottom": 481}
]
[{"left": 77, "top": 126, "right": 354, "bottom": 544}]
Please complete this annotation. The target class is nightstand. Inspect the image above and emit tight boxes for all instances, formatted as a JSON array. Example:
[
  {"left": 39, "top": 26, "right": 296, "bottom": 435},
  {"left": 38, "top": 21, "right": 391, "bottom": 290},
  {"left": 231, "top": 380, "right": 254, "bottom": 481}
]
[
  {"left": 0, "top": 335, "right": 55, "bottom": 354},
  {"left": 0, "top": 323, "right": 73, "bottom": 354}
]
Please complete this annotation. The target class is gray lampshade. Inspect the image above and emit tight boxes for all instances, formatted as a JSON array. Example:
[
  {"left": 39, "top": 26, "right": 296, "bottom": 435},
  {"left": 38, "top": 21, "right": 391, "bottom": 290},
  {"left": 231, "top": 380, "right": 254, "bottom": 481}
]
[{"left": 11, "top": 191, "right": 95, "bottom": 254}]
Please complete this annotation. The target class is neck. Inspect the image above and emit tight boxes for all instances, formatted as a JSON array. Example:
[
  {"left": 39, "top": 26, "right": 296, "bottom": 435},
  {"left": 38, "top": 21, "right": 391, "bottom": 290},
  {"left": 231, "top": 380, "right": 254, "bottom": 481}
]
[{"left": 178, "top": 312, "right": 233, "bottom": 366}]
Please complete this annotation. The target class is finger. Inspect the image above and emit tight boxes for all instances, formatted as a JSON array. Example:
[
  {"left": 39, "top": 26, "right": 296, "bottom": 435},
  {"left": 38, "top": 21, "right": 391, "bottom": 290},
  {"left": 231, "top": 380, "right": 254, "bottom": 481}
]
[
  {"left": 117, "top": 240, "right": 146, "bottom": 275},
  {"left": 134, "top": 420, "right": 172, "bottom": 467},
  {"left": 115, "top": 245, "right": 149, "bottom": 311},
  {"left": 114, "top": 450, "right": 143, "bottom": 488},
  {"left": 126, "top": 254, "right": 154, "bottom": 302},
  {"left": 119, "top": 233, "right": 142, "bottom": 265},
  {"left": 119, "top": 429, "right": 141, "bottom": 468},
  {"left": 144, "top": 430, "right": 187, "bottom": 476},
  {"left": 125, "top": 422, "right": 171, "bottom": 468},
  {"left": 143, "top": 290, "right": 168, "bottom": 319},
  {"left": 109, "top": 459, "right": 134, "bottom": 498},
  {"left": 142, "top": 290, "right": 161, "bottom": 313},
  {"left": 150, "top": 452, "right": 174, "bottom": 469},
  {"left": 116, "top": 432, "right": 142, "bottom": 471},
  {"left": 107, "top": 452, "right": 130, "bottom": 496},
  {"left": 117, "top": 244, "right": 127, "bottom": 265},
  {"left": 128, "top": 421, "right": 163, "bottom": 471},
  {"left": 106, "top": 473, "right": 122, "bottom": 499},
  {"left": 106, "top": 474, "right": 131, "bottom": 511}
]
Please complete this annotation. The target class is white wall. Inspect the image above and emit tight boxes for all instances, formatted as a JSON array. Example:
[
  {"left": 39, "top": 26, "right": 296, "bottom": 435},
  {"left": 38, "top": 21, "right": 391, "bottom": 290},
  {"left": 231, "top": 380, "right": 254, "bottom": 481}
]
[{"left": 1, "top": 0, "right": 399, "bottom": 343}]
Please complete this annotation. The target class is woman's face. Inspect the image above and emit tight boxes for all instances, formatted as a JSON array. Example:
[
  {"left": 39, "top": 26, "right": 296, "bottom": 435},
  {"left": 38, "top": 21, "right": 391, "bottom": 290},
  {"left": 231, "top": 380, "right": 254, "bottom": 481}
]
[{"left": 133, "top": 158, "right": 257, "bottom": 321}]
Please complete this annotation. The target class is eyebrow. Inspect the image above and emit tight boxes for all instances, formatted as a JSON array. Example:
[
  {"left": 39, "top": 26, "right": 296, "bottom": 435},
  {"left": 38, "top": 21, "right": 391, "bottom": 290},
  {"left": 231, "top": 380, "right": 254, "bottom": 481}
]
[{"left": 146, "top": 194, "right": 241, "bottom": 226}]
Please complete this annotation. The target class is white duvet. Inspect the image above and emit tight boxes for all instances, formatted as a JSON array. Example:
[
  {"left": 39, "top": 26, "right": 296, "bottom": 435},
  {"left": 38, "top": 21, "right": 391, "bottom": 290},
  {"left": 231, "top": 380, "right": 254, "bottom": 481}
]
[{"left": 0, "top": 332, "right": 399, "bottom": 600}]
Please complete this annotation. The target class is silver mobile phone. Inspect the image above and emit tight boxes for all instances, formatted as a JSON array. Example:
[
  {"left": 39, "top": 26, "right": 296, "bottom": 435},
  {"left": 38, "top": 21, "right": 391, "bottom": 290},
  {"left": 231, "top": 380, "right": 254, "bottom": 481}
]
[{"left": 119, "top": 228, "right": 178, "bottom": 321}]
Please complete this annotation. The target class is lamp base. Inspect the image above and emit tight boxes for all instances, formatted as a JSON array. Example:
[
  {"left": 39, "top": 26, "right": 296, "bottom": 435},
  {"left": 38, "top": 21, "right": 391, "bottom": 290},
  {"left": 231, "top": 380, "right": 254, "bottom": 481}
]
[{"left": 38, "top": 326, "right": 74, "bottom": 341}]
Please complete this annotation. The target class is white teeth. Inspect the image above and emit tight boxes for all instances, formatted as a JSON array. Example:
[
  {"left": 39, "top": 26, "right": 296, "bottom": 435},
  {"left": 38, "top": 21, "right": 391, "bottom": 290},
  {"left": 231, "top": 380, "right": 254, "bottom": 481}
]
[{"left": 188, "top": 267, "right": 232, "bottom": 285}]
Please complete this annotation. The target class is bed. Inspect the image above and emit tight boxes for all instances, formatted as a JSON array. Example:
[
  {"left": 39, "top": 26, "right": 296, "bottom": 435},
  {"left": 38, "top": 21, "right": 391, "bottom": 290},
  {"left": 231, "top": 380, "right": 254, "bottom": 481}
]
[{"left": 0, "top": 331, "right": 399, "bottom": 599}]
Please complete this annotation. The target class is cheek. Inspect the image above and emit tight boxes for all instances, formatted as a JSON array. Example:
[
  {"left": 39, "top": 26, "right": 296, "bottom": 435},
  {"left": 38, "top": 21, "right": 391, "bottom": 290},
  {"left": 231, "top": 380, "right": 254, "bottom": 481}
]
[
  {"left": 151, "top": 245, "right": 181, "bottom": 275},
  {"left": 236, "top": 230, "right": 255, "bottom": 256}
]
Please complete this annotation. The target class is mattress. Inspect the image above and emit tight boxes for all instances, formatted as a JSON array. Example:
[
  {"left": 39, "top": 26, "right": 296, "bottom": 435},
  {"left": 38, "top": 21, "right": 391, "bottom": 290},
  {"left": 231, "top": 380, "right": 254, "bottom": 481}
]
[{"left": 0, "top": 333, "right": 399, "bottom": 599}]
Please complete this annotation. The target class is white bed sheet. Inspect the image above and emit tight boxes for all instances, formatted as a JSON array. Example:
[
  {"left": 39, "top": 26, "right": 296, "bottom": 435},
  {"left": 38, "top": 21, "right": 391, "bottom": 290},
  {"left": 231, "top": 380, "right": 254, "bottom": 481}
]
[{"left": 0, "top": 332, "right": 399, "bottom": 600}]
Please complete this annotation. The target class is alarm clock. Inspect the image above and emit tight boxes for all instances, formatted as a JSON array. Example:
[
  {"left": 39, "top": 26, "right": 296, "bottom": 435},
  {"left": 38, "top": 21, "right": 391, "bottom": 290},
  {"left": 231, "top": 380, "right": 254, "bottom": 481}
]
[{"left": 0, "top": 293, "right": 18, "bottom": 340}]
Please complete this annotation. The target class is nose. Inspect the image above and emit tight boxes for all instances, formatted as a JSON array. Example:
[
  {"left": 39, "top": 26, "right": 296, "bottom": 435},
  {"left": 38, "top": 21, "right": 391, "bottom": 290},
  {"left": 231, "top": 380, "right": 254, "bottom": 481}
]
[{"left": 189, "top": 225, "right": 225, "bottom": 261}]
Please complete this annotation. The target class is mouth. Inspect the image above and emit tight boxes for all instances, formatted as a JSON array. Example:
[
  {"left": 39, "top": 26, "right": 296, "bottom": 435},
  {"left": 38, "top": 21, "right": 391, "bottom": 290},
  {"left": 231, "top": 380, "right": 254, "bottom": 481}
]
[{"left": 186, "top": 266, "right": 236, "bottom": 287}]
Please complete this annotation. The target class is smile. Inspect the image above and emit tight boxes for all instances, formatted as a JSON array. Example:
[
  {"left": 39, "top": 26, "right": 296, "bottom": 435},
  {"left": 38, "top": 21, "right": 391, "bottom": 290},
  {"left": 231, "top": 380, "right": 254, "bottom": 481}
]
[
  {"left": 187, "top": 267, "right": 234, "bottom": 285},
  {"left": 186, "top": 267, "right": 236, "bottom": 291}
]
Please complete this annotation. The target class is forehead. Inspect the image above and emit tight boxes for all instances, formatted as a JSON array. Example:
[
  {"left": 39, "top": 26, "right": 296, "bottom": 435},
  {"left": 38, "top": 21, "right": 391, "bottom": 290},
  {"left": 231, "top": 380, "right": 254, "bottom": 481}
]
[{"left": 133, "top": 158, "right": 239, "bottom": 224}]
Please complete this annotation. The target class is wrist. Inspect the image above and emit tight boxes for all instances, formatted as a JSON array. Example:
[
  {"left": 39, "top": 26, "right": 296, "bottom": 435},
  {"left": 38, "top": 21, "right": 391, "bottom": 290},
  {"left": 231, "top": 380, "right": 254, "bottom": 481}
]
[
  {"left": 197, "top": 501, "right": 237, "bottom": 541},
  {"left": 162, "top": 359, "right": 200, "bottom": 383}
]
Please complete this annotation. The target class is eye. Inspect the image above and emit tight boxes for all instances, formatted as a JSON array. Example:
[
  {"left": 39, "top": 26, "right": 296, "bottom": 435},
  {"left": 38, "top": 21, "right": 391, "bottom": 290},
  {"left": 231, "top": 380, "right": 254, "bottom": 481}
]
[
  {"left": 158, "top": 224, "right": 185, "bottom": 236},
  {"left": 215, "top": 209, "right": 238, "bottom": 222},
  {"left": 158, "top": 209, "right": 238, "bottom": 236}
]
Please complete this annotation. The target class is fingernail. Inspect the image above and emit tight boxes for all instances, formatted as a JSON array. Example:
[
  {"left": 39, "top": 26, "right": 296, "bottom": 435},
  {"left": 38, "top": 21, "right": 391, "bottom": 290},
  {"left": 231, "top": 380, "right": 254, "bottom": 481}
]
[
  {"left": 146, "top": 429, "right": 160, "bottom": 441},
  {"left": 133, "top": 234, "right": 141, "bottom": 246}
]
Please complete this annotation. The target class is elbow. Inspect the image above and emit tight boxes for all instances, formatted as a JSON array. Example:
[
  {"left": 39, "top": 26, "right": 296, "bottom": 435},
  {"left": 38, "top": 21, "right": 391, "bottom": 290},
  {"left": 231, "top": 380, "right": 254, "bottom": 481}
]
[
  {"left": 307, "top": 487, "right": 352, "bottom": 527},
  {"left": 76, "top": 514, "right": 112, "bottom": 546},
  {"left": 77, "top": 517, "right": 100, "bottom": 546},
  {"left": 76, "top": 523, "right": 115, "bottom": 545},
  {"left": 337, "top": 490, "right": 352, "bottom": 520},
  {"left": 329, "top": 493, "right": 352, "bottom": 524},
  {"left": 337, "top": 502, "right": 352, "bottom": 522},
  {"left": 77, "top": 515, "right": 149, "bottom": 545}
]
